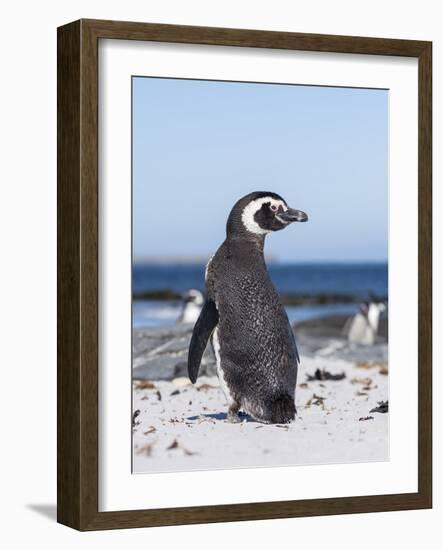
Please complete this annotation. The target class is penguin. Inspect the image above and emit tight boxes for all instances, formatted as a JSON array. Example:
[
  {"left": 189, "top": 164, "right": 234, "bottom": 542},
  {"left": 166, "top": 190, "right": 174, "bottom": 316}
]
[
  {"left": 187, "top": 191, "right": 308, "bottom": 424},
  {"left": 346, "top": 301, "right": 386, "bottom": 345},
  {"left": 177, "top": 289, "right": 204, "bottom": 324}
]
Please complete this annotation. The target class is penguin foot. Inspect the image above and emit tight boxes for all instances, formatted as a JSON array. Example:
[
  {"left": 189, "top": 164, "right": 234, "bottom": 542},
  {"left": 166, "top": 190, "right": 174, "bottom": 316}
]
[
  {"left": 227, "top": 404, "right": 241, "bottom": 423},
  {"left": 227, "top": 412, "right": 241, "bottom": 423}
]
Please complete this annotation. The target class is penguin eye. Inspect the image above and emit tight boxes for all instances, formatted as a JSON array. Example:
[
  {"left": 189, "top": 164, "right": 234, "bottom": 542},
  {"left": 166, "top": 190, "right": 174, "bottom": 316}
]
[{"left": 270, "top": 204, "right": 278, "bottom": 212}]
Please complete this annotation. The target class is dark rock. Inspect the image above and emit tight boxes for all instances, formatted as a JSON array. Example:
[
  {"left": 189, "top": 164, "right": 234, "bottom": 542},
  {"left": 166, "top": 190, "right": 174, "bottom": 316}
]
[
  {"left": 133, "top": 318, "right": 388, "bottom": 381},
  {"left": 133, "top": 323, "right": 217, "bottom": 381},
  {"left": 294, "top": 314, "right": 388, "bottom": 341},
  {"left": 133, "top": 290, "right": 387, "bottom": 307}
]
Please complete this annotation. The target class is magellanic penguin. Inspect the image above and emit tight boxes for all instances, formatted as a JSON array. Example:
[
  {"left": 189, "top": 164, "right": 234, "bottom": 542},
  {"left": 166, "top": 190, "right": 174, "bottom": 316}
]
[
  {"left": 177, "top": 289, "right": 204, "bottom": 324},
  {"left": 187, "top": 192, "right": 308, "bottom": 424},
  {"left": 346, "top": 301, "right": 386, "bottom": 345}
]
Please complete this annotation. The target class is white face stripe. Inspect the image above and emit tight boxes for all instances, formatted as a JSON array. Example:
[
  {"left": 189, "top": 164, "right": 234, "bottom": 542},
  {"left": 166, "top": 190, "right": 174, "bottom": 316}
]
[
  {"left": 241, "top": 197, "right": 287, "bottom": 235},
  {"left": 275, "top": 214, "right": 289, "bottom": 225}
]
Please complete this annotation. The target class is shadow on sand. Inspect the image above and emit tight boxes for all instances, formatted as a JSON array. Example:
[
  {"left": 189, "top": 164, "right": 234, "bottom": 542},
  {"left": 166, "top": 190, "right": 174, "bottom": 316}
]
[{"left": 186, "top": 411, "right": 255, "bottom": 423}]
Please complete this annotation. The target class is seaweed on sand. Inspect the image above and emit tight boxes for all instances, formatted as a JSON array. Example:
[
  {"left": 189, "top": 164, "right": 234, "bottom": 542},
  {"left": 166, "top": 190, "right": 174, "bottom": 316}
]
[
  {"left": 370, "top": 400, "right": 389, "bottom": 413},
  {"left": 306, "top": 368, "right": 346, "bottom": 382}
]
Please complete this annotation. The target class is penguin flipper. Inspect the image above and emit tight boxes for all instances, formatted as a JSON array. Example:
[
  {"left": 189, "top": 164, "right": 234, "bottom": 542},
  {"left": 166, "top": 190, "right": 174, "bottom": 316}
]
[{"left": 188, "top": 299, "right": 219, "bottom": 383}]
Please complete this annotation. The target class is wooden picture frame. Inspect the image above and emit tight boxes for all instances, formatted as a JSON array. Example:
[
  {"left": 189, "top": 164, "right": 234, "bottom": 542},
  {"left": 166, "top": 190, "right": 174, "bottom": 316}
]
[{"left": 57, "top": 19, "right": 432, "bottom": 530}]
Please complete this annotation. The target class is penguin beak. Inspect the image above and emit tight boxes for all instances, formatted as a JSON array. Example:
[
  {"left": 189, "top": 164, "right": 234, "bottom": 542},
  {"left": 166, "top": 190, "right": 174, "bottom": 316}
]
[
  {"left": 181, "top": 292, "right": 192, "bottom": 303},
  {"left": 278, "top": 208, "right": 308, "bottom": 223}
]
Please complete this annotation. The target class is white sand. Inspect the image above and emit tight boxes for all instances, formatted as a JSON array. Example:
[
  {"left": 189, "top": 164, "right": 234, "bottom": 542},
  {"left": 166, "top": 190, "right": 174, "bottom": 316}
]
[{"left": 133, "top": 354, "right": 389, "bottom": 473}]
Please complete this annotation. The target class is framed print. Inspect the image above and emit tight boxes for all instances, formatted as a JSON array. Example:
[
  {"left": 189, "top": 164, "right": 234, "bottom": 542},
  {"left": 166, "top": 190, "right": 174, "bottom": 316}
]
[{"left": 57, "top": 19, "right": 432, "bottom": 530}]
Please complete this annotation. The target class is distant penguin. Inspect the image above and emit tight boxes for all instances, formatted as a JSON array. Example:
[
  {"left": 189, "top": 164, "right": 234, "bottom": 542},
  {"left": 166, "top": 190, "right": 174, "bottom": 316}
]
[
  {"left": 346, "top": 301, "right": 386, "bottom": 345},
  {"left": 187, "top": 192, "right": 308, "bottom": 424},
  {"left": 177, "top": 289, "right": 204, "bottom": 324}
]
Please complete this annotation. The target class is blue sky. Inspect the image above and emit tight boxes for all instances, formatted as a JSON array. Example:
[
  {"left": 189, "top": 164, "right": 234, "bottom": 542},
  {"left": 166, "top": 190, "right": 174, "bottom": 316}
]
[{"left": 133, "top": 77, "right": 388, "bottom": 262}]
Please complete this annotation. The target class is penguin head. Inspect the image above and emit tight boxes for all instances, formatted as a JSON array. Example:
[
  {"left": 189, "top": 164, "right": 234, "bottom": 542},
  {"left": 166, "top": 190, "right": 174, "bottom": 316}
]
[
  {"left": 182, "top": 289, "right": 204, "bottom": 306},
  {"left": 227, "top": 191, "right": 308, "bottom": 239}
]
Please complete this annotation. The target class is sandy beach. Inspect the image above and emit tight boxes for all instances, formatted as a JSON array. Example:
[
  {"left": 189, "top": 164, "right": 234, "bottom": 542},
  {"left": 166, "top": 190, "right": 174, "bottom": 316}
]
[{"left": 132, "top": 319, "right": 389, "bottom": 474}]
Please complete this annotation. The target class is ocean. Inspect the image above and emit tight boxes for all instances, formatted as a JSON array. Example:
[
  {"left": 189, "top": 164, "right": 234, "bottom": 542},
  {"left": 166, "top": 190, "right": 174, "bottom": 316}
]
[{"left": 133, "top": 262, "right": 388, "bottom": 328}]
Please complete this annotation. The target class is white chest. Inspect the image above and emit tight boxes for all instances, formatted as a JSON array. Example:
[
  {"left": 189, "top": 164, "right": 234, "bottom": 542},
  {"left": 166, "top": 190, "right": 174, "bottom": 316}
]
[{"left": 212, "top": 327, "right": 235, "bottom": 406}]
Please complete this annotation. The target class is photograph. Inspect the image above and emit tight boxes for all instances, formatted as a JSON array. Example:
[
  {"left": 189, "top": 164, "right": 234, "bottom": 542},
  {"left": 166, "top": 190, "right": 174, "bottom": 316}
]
[
  {"left": 131, "top": 76, "right": 389, "bottom": 474},
  {"left": 1, "top": 0, "right": 437, "bottom": 539}
]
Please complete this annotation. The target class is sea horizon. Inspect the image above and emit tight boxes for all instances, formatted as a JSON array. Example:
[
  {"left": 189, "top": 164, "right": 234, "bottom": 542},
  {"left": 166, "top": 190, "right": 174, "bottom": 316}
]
[
  {"left": 132, "top": 260, "right": 388, "bottom": 330},
  {"left": 133, "top": 257, "right": 388, "bottom": 266}
]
